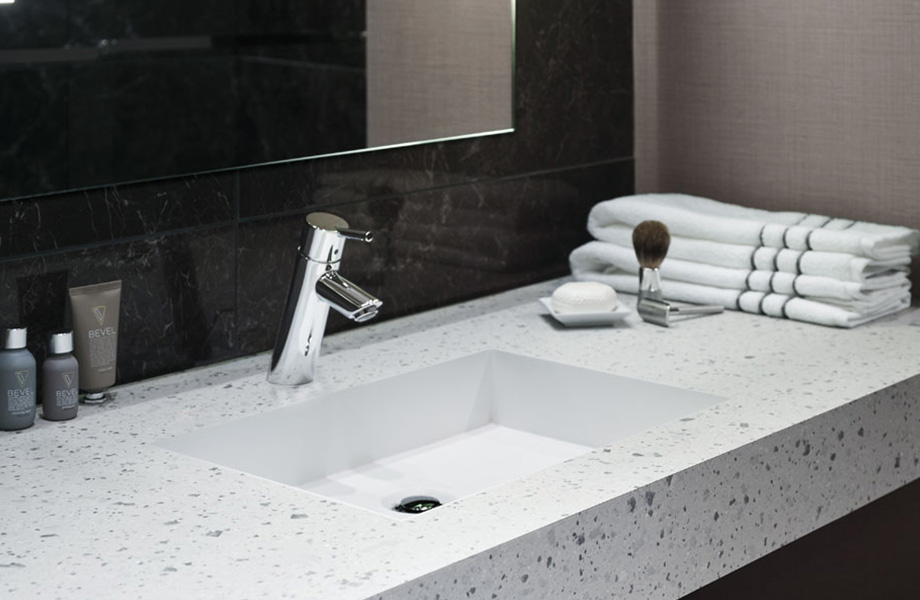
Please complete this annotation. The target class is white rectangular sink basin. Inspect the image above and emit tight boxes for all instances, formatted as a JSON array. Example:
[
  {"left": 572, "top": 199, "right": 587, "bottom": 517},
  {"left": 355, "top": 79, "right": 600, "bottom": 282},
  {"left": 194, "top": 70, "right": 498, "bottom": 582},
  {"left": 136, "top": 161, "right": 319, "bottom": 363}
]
[{"left": 158, "top": 351, "right": 725, "bottom": 518}]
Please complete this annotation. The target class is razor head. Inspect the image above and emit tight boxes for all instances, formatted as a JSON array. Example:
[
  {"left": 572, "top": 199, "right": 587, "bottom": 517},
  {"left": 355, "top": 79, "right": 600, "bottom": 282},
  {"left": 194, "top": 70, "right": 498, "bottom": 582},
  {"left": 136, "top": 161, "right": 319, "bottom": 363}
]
[
  {"left": 637, "top": 297, "right": 673, "bottom": 327},
  {"left": 637, "top": 298, "right": 725, "bottom": 327}
]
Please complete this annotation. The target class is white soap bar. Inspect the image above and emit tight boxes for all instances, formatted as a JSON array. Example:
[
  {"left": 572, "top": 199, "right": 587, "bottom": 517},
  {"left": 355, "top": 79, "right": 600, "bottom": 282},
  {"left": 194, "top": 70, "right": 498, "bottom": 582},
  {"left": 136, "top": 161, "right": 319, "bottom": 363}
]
[{"left": 551, "top": 282, "right": 618, "bottom": 314}]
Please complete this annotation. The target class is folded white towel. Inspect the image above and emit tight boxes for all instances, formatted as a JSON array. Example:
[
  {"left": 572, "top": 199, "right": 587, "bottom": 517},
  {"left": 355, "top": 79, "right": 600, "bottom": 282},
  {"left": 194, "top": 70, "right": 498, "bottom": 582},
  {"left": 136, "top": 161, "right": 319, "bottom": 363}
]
[
  {"left": 570, "top": 241, "right": 910, "bottom": 303},
  {"left": 591, "top": 223, "right": 910, "bottom": 282},
  {"left": 572, "top": 267, "right": 911, "bottom": 328},
  {"left": 588, "top": 194, "right": 920, "bottom": 261}
]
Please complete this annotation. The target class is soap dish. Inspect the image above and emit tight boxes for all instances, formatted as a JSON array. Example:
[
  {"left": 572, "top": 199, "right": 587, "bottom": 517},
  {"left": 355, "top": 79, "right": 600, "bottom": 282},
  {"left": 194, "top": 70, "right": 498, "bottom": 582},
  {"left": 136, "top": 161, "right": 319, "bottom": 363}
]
[{"left": 539, "top": 297, "right": 631, "bottom": 327}]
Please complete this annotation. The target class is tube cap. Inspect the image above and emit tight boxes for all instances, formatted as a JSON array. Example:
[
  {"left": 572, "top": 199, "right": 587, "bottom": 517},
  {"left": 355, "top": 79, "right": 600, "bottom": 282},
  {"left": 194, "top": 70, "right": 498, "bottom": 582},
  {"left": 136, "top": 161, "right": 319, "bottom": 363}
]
[
  {"left": 2, "top": 327, "right": 28, "bottom": 350},
  {"left": 48, "top": 331, "right": 74, "bottom": 354}
]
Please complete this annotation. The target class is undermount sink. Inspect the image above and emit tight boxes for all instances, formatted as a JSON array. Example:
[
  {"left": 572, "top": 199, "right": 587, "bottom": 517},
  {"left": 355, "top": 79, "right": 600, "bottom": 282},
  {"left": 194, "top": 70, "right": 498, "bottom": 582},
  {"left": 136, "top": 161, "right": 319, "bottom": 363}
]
[{"left": 157, "top": 351, "right": 725, "bottom": 518}]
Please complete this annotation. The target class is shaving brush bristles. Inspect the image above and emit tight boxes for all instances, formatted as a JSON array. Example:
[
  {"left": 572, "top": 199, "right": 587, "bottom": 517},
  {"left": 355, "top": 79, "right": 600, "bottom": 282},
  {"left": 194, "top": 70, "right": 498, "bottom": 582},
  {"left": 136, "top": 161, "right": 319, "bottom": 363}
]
[{"left": 632, "top": 220, "right": 671, "bottom": 269}]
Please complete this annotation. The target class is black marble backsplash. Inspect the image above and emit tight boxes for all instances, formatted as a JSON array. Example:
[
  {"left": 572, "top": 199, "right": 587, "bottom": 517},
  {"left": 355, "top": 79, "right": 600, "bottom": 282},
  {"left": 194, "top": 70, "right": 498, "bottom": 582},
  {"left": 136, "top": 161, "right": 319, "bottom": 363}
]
[{"left": 0, "top": 0, "right": 634, "bottom": 387}]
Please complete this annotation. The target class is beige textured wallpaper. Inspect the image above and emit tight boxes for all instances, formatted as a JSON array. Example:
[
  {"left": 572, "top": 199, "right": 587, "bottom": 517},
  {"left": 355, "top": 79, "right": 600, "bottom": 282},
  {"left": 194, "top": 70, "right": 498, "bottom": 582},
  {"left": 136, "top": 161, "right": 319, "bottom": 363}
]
[{"left": 635, "top": 0, "right": 920, "bottom": 289}]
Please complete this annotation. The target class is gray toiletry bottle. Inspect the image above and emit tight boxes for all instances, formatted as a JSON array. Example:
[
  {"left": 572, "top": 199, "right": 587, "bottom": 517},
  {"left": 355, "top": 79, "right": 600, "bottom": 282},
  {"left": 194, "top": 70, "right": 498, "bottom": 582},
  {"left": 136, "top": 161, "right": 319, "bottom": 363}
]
[
  {"left": 0, "top": 327, "right": 37, "bottom": 431},
  {"left": 42, "top": 331, "right": 79, "bottom": 421}
]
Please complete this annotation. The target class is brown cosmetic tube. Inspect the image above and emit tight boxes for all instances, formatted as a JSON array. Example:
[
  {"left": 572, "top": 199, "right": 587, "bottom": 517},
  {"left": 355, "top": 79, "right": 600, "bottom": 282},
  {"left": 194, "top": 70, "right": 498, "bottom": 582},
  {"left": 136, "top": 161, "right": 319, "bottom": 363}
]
[{"left": 68, "top": 281, "right": 121, "bottom": 404}]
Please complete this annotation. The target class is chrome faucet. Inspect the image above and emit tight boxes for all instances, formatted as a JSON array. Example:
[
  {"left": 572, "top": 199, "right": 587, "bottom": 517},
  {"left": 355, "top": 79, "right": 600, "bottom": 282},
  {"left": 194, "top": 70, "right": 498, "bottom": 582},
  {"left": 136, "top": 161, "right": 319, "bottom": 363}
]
[{"left": 268, "top": 212, "right": 382, "bottom": 385}]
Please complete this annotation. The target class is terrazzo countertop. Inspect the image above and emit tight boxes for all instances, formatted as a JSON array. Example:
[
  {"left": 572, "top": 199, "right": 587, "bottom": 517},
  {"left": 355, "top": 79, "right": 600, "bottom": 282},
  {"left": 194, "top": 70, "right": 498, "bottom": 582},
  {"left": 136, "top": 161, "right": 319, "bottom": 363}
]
[{"left": 3, "top": 279, "right": 920, "bottom": 599}]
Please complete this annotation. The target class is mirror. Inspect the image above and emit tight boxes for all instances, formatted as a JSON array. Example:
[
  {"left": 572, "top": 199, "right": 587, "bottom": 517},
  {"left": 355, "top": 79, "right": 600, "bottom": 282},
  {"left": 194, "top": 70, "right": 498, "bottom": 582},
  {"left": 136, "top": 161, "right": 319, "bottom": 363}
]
[{"left": 0, "top": 0, "right": 514, "bottom": 202}]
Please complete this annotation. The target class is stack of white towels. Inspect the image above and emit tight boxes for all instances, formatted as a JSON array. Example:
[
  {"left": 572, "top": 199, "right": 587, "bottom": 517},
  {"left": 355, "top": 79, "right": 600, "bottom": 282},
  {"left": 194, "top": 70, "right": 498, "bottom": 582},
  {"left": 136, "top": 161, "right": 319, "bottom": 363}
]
[{"left": 569, "top": 194, "right": 920, "bottom": 328}]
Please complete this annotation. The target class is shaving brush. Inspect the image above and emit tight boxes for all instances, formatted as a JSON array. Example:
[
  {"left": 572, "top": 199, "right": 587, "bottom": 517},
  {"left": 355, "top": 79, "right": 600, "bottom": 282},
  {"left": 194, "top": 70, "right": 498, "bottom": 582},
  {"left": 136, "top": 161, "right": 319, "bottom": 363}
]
[{"left": 632, "top": 220, "right": 670, "bottom": 302}]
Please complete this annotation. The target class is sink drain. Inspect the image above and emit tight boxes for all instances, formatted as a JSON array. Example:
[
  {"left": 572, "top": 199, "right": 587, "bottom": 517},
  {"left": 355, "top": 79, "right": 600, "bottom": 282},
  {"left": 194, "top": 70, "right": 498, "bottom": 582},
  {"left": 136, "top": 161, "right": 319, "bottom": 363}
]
[{"left": 392, "top": 495, "right": 442, "bottom": 514}]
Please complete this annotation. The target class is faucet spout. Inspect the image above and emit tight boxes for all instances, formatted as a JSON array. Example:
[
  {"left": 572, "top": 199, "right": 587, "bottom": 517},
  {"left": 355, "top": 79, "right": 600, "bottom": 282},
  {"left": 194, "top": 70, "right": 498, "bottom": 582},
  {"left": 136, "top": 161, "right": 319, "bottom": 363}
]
[
  {"left": 268, "top": 212, "right": 381, "bottom": 386},
  {"left": 316, "top": 271, "right": 382, "bottom": 323}
]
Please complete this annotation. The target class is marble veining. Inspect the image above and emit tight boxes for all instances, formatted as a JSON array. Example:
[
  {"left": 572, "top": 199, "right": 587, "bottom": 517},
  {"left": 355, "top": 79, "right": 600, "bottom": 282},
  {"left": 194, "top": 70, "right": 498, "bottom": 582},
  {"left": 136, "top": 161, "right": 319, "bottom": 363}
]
[
  {"left": 236, "top": 160, "right": 633, "bottom": 354},
  {"left": 1, "top": 0, "right": 636, "bottom": 389},
  {"left": 0, "top": 173, "right": 235, "bottom": 259},
  {"left": 1, "top": 280, "right": 918, "bottom": 599}
]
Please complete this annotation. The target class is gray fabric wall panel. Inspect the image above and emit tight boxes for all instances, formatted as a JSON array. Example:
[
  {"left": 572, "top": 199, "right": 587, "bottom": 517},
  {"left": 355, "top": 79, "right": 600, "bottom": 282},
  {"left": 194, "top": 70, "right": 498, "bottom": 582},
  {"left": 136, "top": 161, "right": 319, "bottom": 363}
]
[
  {"left": 367, "top": 0, "right": 513, "bottom": 146},
  {"left": 635, "top": 0, "right": 920, "bottom": 245}
]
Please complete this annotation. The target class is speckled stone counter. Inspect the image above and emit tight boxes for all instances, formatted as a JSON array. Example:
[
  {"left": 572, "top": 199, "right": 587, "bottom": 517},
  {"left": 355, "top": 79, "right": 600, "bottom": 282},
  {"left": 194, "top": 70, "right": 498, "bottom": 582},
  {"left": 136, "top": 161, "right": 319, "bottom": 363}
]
[{"left": 3, "top": 279, "right": 919, "bottom": 600}]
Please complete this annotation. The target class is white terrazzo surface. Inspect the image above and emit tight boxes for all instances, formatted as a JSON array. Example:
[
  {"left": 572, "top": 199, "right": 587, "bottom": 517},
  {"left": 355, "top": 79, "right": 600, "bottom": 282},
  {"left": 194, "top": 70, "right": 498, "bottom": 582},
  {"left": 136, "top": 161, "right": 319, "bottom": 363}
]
[{"left": 2, "top": 279, "right": 919, "bottom": 600}]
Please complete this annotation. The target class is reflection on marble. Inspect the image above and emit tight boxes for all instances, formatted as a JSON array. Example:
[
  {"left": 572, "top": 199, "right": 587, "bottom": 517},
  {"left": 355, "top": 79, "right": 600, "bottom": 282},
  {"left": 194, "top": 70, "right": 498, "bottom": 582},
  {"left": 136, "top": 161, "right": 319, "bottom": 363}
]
[
  {"left": 237, "top": 160, "right": 634, "bottom": 355},
  {"left": 236, "top": 217, "right": 302, "bottom": 355},
  {"left": 0, "top": 228, "right": 237, "bottom": 385},
  {"left": 0, "top": 0, "right": 636, "bottom": 386}
]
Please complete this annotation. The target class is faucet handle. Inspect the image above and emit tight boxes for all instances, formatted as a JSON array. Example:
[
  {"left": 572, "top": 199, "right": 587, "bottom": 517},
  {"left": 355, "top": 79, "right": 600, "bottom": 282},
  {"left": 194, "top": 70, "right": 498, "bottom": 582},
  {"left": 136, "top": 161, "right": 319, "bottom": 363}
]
[
  {"left": 300, "top": 212, "right": 374, "bottom": 262},
  {"left": 335, "top": 227, "right": 374, "bottom": 243}
]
